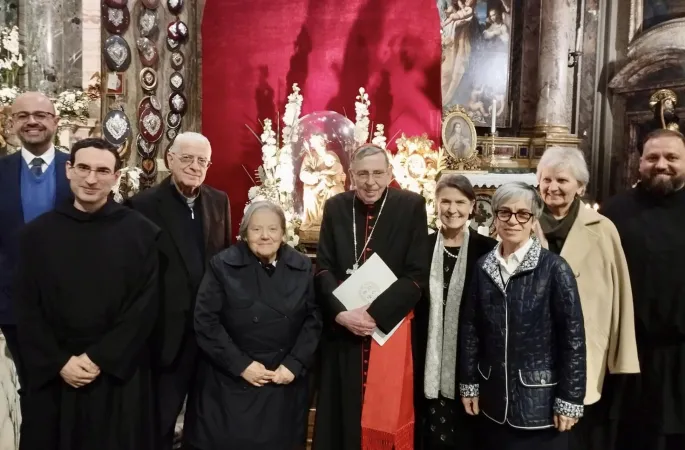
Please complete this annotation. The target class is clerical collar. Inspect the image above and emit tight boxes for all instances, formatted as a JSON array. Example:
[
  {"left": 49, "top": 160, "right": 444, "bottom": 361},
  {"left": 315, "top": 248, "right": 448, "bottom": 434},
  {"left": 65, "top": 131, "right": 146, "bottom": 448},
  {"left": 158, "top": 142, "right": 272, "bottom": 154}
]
[{"left": 354, "top": 188, "right": 388, "bottom": 211}]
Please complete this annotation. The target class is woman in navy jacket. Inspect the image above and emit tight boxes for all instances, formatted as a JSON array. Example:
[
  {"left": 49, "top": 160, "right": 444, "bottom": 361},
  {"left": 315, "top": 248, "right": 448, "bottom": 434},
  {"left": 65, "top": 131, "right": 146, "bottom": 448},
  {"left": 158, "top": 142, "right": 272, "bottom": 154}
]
[{"left": 459, "top": 182, "right": 586, "bottom": 450}]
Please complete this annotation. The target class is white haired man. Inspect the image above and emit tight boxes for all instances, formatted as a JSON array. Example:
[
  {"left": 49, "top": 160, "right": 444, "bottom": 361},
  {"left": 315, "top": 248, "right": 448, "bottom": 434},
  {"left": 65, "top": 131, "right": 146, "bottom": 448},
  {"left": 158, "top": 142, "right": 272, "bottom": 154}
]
[
  {"left": 127, "top": 132, "right": 232, "bottom": 449},
  {"left": 313, "top": 144, "right": 430, "bottom": 450}
]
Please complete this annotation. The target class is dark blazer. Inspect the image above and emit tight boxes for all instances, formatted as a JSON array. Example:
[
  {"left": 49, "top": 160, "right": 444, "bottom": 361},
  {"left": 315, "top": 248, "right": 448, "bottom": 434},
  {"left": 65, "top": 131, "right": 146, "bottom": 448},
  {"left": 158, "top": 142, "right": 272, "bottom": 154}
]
[
  {"left": 185, "top": 241, "right": 322, "bottom": 449},
  {"left": 459, "top": 238, "right": 586, "bottom": 429},
  {"left": 0, "top": 151, "right": 71, "bottom": 324},
  {"left": 127, "top": 176, "right": 231, "bottom": 366}
]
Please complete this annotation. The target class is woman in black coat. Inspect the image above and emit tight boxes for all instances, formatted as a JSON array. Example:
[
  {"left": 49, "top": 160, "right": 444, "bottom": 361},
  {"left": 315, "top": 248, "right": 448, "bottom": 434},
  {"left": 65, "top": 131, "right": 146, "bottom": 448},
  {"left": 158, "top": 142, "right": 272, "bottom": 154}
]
[
  {"left": 184, "top": 201, "right": 322, "bottom": 450},
  {"left": 414, "top": 174, "right": 496, "bottom": 449},
  {"left": 459, "top": 182, "right": 586, "bottom": 450}
]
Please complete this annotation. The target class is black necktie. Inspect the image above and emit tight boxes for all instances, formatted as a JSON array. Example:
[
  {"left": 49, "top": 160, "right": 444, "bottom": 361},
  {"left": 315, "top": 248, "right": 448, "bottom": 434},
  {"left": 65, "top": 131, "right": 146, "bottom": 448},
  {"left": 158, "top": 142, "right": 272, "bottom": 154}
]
[{"left": 30, "top": 157, "right": 45, "bottom": 176}]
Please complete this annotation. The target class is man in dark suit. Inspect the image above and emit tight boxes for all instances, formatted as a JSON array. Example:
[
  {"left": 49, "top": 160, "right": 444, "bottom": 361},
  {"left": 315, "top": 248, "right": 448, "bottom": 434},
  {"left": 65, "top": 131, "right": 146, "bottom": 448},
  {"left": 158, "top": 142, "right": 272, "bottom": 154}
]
[
  {"left": 127, "top": 131, "right": 232, "bottom": 449},
  {"left": 0, "top": 92, "right": 71, "bottom": 392}
]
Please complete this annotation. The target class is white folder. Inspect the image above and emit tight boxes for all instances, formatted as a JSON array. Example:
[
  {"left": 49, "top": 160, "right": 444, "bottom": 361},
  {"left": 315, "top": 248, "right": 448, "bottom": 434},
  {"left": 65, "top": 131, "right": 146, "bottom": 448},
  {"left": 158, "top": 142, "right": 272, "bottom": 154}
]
[{"left": 332, "top": 253, "right": 402, "bottom": 346}]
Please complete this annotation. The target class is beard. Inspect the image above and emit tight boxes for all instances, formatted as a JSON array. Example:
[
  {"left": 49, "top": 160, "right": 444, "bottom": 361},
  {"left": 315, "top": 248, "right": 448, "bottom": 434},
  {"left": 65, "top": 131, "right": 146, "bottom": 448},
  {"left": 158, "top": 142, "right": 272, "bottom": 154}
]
[
  {"left": 641, "top": 169, "right": 685, "bottom": 195},
  {"left": 19, "top": 126, "right": 52, "bottom": 147}
]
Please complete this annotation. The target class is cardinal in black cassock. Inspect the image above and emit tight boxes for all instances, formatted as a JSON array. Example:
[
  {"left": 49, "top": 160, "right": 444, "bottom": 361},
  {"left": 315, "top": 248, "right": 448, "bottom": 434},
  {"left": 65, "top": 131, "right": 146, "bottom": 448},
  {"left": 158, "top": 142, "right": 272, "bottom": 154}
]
[
  {"left": 313, "top": 145, "right": 430, "bottom": 450},
  {"left": 600, "top": 129, "right": 685, "bottom": 450},
  {"left": 14, "top": 138, "right": 161, "bottom": 450}
]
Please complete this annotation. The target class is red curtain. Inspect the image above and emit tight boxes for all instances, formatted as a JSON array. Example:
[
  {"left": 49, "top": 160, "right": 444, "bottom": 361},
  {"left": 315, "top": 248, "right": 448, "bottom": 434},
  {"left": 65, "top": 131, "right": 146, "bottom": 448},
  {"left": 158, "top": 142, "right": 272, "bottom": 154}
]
[{"left": 202, "top": 0, "right": 442, "bottom": 237}]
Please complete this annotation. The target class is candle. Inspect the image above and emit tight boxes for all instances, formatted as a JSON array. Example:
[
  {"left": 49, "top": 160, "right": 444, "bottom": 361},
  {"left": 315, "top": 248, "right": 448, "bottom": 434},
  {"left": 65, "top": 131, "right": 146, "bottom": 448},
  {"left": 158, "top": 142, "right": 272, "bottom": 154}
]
[
  {"left": 575, "top": 26, "right": 583, "bottom": 51},
  {"left": 491, "top": 99, "right": 496, "bottom": 134}
]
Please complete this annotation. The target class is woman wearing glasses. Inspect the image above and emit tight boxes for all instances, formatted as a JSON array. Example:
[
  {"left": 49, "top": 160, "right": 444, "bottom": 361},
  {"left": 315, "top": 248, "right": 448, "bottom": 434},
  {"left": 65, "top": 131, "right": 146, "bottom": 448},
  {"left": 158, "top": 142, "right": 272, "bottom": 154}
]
[
  {"left": 459, "top": 182, "right": 586, "bottom": 450},
  {"left": 415, "top": 174, "right": 496, "bottom": 450},
  {"left": 535, "top": 146, "right": 638, "bottom": 450}
]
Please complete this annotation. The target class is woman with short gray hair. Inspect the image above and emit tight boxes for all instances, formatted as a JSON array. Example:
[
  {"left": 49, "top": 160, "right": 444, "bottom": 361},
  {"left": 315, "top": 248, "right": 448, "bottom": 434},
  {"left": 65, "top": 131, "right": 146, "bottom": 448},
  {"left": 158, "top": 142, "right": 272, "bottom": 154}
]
[
  {"left": 536, "top": 147, "right": 639, "bottom": 450},
  {"left": 459, "top": 182, "right": 586, "bottom": 450},
  {"left": 185, "top": 200, "right": 322, "bottom": 449}
]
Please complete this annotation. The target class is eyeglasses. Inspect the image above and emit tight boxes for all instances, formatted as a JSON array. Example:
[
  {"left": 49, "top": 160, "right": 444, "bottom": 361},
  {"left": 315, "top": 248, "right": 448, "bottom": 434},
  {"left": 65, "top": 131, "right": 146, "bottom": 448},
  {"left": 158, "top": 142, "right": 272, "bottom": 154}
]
[
  {"left": 353, "top": 170, "right": 387, "bottom": 182},
  {"left": 174, "top": 154, "right": 211, "bottom": 168},
  {"left": 495, "top": 209, "right": 533, "bottom": 224},
  {"left": 70, "top": 164, "right": 114, "bottom": 179},
  {"left": 12, "top": 111, "right": 56, "bottom": 123}
]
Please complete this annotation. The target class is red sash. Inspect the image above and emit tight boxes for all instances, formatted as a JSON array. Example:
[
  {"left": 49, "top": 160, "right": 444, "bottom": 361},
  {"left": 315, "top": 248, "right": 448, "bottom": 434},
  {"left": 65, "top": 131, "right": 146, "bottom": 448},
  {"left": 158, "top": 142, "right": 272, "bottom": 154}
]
[{"left": 361, "top": 312, "right": 414, "bottom": 450}]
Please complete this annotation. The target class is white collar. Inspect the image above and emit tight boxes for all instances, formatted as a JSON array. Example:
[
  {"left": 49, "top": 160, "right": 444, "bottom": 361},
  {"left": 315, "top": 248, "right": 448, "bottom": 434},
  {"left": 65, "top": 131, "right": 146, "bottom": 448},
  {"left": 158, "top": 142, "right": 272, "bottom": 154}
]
[
  {"left": 21, "top": 146, "right": 56, "bottom": 167},
  {"left": 495, "top": 237, "right": 533, "bottom": 266}
]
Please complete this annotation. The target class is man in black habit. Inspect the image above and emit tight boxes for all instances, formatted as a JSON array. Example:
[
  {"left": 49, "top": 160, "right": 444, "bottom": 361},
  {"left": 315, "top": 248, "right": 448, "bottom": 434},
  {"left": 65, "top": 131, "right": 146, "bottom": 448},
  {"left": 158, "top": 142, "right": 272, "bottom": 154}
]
[
  {"left": 14, "top": 138, "right": 161, "bottom": 450},
  {"left": 127, "top": 131, "right": 232, "bottom": 449},
  {"left": 601, "top": 128, "right": 685, "bottom": 450},
  {"left": 313, "top": 144, "right": 430, "bottom": 450}
]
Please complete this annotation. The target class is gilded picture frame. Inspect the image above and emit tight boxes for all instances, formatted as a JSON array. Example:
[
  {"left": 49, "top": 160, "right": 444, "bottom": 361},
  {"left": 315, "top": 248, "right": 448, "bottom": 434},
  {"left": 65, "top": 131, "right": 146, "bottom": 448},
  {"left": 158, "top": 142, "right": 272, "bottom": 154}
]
[{"left": 442, "top": 107, "right": 478, "bottom": 162}]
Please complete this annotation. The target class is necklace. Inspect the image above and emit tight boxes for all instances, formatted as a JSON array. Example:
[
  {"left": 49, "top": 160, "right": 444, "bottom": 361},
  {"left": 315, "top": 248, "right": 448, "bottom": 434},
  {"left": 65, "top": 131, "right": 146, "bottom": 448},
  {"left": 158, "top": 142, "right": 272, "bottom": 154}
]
[
  {"left": 443, "top": 246, "right": 459, "bottom": 259},
  {"left": 347, "top": 190, "right": 389, "bottom": 274}
]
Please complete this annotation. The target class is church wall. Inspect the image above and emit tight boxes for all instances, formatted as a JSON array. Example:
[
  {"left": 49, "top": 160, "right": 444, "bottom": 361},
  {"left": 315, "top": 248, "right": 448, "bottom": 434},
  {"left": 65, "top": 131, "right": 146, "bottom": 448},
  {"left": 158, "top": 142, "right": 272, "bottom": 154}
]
[
  {"left": 593, "top": 0, "right": 685, "bottom": 198},
  {"left": 99, "top": 0, "right": 203, "bottom": 183}
]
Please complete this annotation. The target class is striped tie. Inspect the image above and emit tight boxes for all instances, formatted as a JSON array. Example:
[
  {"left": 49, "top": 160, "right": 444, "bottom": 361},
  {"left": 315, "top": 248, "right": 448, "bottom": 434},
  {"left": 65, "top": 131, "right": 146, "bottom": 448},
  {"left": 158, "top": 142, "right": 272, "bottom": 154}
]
[{"left": 30, "top": 157, "right": 45, "bottom": 176}]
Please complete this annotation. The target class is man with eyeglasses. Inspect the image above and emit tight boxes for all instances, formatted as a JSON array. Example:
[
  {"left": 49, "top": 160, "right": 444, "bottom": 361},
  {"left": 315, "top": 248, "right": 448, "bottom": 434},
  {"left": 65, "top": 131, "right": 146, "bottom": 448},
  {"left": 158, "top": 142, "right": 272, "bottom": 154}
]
[
  {"left": 0, "top": 92, "right": 71, "bottom": 403},
  {"left": 128, "top": 131, "right": 231, "bottom": 449},
  {"left": 14, "top": 138, "right": 161, "bottom": 449},
  {"left": 313, "top": 144, "right": 430, "bottom": 450}
]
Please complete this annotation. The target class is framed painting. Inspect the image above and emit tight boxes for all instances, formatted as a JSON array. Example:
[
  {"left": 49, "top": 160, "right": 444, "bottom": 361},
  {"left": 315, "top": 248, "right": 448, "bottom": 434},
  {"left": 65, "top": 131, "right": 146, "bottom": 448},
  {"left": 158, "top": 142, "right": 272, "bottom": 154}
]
[
  {"left": 442, "top": 108, "right": 477, "bottom": 161},
  {"left": 438, "top": 0, "right": 513, "bottom": 127}
]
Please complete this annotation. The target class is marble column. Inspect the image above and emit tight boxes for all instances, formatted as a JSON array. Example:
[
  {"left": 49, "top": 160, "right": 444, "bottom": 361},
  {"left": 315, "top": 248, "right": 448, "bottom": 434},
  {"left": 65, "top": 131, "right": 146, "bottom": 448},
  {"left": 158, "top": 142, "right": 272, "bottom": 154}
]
[
  {"left": 534, "top": 0, "right": 573, "bottom": 134},
  {"left": 81, "top": 0, "right": 100, "bottom": 90},
  {"left": 18, "top": 0, "right": 83, "bottom": 95}
]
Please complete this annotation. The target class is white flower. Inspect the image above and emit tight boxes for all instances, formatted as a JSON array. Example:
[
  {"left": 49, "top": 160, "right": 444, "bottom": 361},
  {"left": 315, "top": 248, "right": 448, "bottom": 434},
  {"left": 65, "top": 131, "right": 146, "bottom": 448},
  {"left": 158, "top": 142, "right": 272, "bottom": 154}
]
[{"left": 248, "top": 186, "right": 260, "bottom": 200}]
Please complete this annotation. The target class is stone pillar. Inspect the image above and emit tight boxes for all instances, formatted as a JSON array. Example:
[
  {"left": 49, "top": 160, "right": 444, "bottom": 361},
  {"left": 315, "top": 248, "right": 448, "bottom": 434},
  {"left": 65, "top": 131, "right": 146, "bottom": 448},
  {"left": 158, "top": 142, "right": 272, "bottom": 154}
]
[
  {"left": 534, "top": 0, "right": 573, "bottom": 134},
  {"left": 18, "top": 0, "right": 83, "bottom": 95}
]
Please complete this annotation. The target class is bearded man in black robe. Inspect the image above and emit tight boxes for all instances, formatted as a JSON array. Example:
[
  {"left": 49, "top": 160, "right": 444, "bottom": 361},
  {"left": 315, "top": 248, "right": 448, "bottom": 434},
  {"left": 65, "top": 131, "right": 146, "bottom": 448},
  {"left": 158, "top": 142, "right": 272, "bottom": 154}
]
[
  {"left": 313, "top": 144, "right": 430, "bottom": 450},
  {"left": 601, "top": 128, "right": 685, "bottom": 450},
  {"left": 15, "top": 138, "right": 160, "bottom": 450}
]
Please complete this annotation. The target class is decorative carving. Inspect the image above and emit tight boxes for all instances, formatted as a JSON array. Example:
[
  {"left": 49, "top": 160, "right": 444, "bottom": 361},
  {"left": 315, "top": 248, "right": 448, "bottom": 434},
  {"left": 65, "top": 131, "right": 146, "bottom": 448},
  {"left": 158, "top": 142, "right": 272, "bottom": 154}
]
[{"left": 650, "top": 89, "right": 680, "bottom": 132}]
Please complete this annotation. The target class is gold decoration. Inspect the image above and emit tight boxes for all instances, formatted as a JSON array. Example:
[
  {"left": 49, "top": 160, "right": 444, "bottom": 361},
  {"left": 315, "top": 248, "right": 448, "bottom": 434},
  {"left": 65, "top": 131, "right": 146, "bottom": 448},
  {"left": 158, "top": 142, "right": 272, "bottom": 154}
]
[
  {"left": 392, "top": 133, "right": 446, "bottom": 227},
  {"left": 649, "top": 89, "right": 677, "bottom": 110},
  {"left": 441, "top": 105, "right": 481, "bottom": 170},
  {"left": 650, "top": 89, "right": 679, "bottom": 131}
]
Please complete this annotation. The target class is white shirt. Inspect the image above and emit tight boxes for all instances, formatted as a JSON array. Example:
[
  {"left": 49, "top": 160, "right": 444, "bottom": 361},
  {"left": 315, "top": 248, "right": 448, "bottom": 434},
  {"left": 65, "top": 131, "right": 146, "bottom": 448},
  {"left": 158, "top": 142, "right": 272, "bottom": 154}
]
[
  {"left": 21, "top": 146, "right": 55, "bottom": 173},
  {"left": 494, "top": 237, "right": 533, "bottom": 284}
]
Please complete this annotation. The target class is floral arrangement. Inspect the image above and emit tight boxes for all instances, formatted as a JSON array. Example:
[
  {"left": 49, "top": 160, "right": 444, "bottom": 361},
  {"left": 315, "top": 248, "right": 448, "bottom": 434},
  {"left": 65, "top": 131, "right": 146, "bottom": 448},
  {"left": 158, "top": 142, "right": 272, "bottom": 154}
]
[
  {"left": 55, "top": 89, "right": 90, "bottom": 121},
  {"left": 0, "top": 26, "right": 23, "bottom": 88},
  {"left": 111, "top": 166, "right": 144, "bottom": 203},
  {"left": 246, "top": 84, "right": 303, "bottom": 247},
  {"left": 391, "top": 134, "right": 446, "bottom": 228},
  {"left": 0, "top": 84, "right": 19, "bottom": 107},
  {"left": 354, "top": 88, "right": 371, "bottom": 146}
]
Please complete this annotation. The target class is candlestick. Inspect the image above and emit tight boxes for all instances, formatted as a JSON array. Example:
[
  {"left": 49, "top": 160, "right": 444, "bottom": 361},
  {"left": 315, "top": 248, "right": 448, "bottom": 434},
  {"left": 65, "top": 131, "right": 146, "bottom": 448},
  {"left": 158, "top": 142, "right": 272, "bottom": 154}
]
[{"left": 490, "top": 99, "right": 496, "bottom": 134}]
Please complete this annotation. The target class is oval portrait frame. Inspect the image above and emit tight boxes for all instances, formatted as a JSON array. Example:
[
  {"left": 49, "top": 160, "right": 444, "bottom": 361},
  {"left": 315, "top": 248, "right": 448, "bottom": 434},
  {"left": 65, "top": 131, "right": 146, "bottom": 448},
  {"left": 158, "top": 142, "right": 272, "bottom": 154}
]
[{"left": 441, "top": 106, "right": 477, "bottom": 162}]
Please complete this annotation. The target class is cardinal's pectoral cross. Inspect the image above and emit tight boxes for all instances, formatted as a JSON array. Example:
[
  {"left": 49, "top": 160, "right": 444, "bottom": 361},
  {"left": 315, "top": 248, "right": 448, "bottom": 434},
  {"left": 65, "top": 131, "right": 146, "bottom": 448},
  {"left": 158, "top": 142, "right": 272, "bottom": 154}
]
[{"left": 346, "top": 263, "right": 359, "bottom": 275}]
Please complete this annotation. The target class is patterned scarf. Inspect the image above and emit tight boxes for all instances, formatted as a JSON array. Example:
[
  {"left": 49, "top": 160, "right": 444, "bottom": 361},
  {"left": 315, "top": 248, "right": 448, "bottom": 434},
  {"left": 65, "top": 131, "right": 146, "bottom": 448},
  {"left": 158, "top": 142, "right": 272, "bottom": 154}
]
[{"left": 424, "top": 229, "right": 470, "bottom": 400}]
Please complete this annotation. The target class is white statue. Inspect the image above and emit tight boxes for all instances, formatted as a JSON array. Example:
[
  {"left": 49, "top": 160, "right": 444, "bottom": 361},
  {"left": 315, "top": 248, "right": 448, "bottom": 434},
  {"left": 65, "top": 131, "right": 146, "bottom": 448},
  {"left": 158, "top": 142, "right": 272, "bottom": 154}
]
[{"left": 299, "top": 134, "right": 346, "bottom": 231}]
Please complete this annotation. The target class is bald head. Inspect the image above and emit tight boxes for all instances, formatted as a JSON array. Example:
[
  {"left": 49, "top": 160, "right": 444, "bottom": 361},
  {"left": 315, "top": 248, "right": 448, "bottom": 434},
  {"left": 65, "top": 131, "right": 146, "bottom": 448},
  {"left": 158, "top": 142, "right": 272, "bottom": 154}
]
[
  {"left": 11, "top": 91, "right": 59, "bottom": 155},
  {"left": 12, "top": 92, "right": 56, "bottom": 115}
]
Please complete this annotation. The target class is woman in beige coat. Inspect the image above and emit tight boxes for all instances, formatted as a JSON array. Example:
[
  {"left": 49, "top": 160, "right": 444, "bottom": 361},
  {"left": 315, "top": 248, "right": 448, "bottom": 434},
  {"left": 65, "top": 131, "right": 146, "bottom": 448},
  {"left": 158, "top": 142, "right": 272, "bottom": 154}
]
[{"left": 535, "top": 146, "right": 640, "bottom": 450}]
